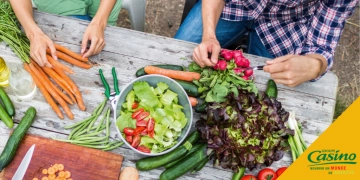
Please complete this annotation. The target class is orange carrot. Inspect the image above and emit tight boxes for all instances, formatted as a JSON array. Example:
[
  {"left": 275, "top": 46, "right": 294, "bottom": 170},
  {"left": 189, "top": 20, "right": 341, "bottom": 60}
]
[
  {"left": 57, "top": 164, "right": 64, "bottom": 171},
  {"left": 31, "top": 60, "right": 73, "bottom": 105},
  {"left": 24, "top": 63, "right": 64, "bottom": 119},
  {"left": 29, "top": 63, "right": 74, "bottom": 120},
  {"left": 144, "top": 66, "right": 201, "bottom": 81},
  {"left": 56, "top": 51, "right": 92, "bottom": 69},
  {"left": 54, "top": 43, "right": 89, "bottom": 62},
  {"left": 45, "top": 52, "right": 74, "bottom": 74},
  {"left": 53, "top": 66, "right": 86, "bottom": 111},
  {"left": 188, "top": 96, "right": 198, "bottom": 107}
]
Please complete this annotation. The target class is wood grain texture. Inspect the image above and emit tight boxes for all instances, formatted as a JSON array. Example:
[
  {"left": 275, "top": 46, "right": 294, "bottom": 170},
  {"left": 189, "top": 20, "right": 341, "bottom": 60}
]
[
  {"left": 0, "top": 11, "right": 338, "bottom": 180},
  {"left": 2, "top": 134, "right": 123, "bottom": 180}
]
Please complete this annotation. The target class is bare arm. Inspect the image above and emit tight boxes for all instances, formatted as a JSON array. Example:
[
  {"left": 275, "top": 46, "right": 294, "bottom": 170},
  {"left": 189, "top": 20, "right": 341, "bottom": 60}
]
[
  {"left": 9, "top": 0, "right": 56, "bottom": 67},
  {"left": 193, "top": 0, "right": 225, "bottom": 67},
  {"left": 81, "top": 0, "right": 116, "bottom": 57}
]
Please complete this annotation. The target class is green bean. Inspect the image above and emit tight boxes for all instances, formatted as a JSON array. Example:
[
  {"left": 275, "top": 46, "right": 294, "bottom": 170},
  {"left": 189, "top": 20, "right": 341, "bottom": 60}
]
[
  {"left": 75, "top": 136, "right": 108, "bottom": 142},
  {"left": 103, "top": 142, "right": 124, "bottom": 151},
  {"left": 64, "top": 115, "right": 95, "bottom": 129},
  {"left": 92, "top": 97, "right": 108, "bottom": 115},
  {"left": 68, "top": 120, "right": 91, "bottom": 140},
  {"left": 74, "top": 140, "right": 109, "bottom": 145},
  {"left": 105, "top": 108, "right": 111, "bottom": 137},
  {"left": 71, "top": 119, "right": 93, "bottom": 139},
  {"left": 95, "top": 108, "right": 108, "bottom": 132},
  {"left": 87, "top": 102, "right": 107, "bottom": 132},
  {"left": 73, "top": 129, "right": 106, "bottom": 140}
]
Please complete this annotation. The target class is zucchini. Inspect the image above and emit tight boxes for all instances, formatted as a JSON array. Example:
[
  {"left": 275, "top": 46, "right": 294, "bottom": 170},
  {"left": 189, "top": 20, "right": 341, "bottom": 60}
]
[
  {"left": 0, "top": 104, "right": 13, "bottom": 128},
  {"left": 136, "top": 141, "right": 192, "bottom": 171},
  {"left": 175, "top": 80, "right": 200, "bottom": 97},
  {"left": 232, "top": 167, "right": 245, "bottom": 180},
  {"left": 192, "top": 157, "right": 209, "bottom": 173},
  {"left": 0, "top": 107, "right": 36, "bottom": 171},
  {"left": 160, "top": 144, "right": 207, "bottom": 180},
  {"left": 265, "top": 79, "right": 278, "bottom": 98},
  {"left": 194, "top": 100, "right": 207, "bottom": 114},
  {"left": 135, "top": 64, "right": 185, "bottom": 77},
  {"left": 182, "top": 130, "right": 200, "bottom": 145},
  {"left": 164, "top": 143, "right": 205, "bottom": 169},
  {"left": 0, "top": 86, "right": 15, "bottom": 116}
]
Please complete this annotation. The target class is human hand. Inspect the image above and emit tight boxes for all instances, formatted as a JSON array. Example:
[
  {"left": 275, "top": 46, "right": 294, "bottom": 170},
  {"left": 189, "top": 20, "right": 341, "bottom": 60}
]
[
  {"left": 192, "top": 37, "right": 221, "bottom": 67},
  {"left": 81, "top": 22, "right": 106, "bottom": 58},
  {"left": 263, "top": 54, "right": 326, "bottom": 87},
  {"left": 28, "top": 31, "right": 56, "bottom": 67}
]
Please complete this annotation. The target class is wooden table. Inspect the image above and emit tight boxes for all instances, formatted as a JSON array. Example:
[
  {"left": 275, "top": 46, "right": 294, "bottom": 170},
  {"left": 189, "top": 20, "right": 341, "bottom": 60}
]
[{"left": 0, "top": 11, "right": 338, "bottom": 180}]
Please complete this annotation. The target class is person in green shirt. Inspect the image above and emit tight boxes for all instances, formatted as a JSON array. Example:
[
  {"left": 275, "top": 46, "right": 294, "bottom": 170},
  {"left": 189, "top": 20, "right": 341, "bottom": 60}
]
[{"left": 9, "top": 0, "right": 122, "bottom": 67}]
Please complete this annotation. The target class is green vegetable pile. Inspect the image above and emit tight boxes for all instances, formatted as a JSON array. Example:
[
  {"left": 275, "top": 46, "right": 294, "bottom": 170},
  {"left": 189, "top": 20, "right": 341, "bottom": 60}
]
[
  {"left": 0, "top": 1, "right": 30, "bottom": 63},
  {"left": 117, "top": 81, "right": 188, "bottom": 153},
  {"left": 189, "top": 61, "right": 257, "bottom": 103},
  {"left": 55, "top": 97, "right": 123, "bottom": 151}
]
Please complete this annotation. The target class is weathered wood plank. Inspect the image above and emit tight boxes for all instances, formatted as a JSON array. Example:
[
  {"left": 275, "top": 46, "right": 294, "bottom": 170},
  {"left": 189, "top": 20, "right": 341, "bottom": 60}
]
[{"left": 32, "top": 11, "right": 338, "bottom": 99}]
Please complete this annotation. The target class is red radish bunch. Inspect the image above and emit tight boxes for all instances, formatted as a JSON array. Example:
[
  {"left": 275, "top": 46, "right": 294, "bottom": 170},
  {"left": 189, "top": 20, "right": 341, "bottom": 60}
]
[
  {"left": 221, "top": 49, "right": 234, "bottom": 61},
  {"left": 214, "top": 60, "right": 227, "bottom": 71}
]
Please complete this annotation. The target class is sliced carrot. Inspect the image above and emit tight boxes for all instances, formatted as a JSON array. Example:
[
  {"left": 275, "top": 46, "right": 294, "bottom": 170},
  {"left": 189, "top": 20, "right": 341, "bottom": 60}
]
[
  {"left": 58, "top": 171, "right": 65, "bottom": 178},
  {"left": 57, "top": 164, "right": 64, "bottom": 171},
  {"left": 47, "top": 167, "right": 55, "bottom": 175},
  {"left": 188, "top": 96, "right": 198, "bottom": 107},
  {"left": 67, "top": 179, "right": 73, "bottom": 180},
  {"left": 42, "top": 177, "right": 49, "bottom": 180},
  {"left": 48, "top": 174, "right": 56, "bottom": 180},
  {"left": 31, "top": 60, "right": 73, "bottom": 105},
  {"left": 64, "top": 171, "right": 71, "bottom": 178},
  {"left": 56, "top": 51, "right": 92, "bottom": 69},
  {"left": 54, "top": 43, "right": 89, "bottom": 62},
  {"left": 42, "top": 168, "right": 48, "bottom": 174},
  {"left": 33, "top": 178, "right": 39, "bottom": 180},
  {"left": 144, "top": 66, "right": 201, "bottom": 81},
  {"left": 29, "top": 63, "right": 74, "bottom": 120},
  {"left": 24, "top": 63, "right": 64, "bottom": 119},
  {"left": 53, "top": 66, "right": 86, "bottom": 111},
  {"left": 45, "top": 53, "right": 74, "bottom": 74}
]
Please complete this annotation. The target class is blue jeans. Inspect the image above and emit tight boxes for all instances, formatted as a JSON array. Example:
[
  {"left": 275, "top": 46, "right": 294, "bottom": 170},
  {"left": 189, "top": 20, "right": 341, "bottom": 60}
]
[
  {"left": 69, "top": 14, "right": 93, "bottom": 21},
  {"left": 174, "top": 1, "right": 273, "bottom": 59}
]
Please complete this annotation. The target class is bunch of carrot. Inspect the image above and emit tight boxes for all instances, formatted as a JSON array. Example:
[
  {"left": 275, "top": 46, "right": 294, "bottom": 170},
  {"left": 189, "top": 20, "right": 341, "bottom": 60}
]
[{"left": 24, "top": 44, "right": 93, "bottom": 120}]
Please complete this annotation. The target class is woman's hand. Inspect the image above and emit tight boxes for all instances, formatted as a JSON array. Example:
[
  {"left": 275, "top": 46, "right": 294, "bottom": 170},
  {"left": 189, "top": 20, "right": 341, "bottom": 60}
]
[
  {"left": 263, "top": 54, "right": 327, "bottom": 87},
  {"left": 28, "top": 30, "right": 57, "bottom": 67},
  {"left": 81, "top": 21, "right": 106, "bottom": 58}
]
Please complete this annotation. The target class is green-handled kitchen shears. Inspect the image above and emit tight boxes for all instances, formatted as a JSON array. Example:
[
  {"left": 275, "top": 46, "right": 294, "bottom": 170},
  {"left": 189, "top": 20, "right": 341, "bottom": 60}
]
[{"left": 99, "top": 67, "right": 120, "bottom": 109}]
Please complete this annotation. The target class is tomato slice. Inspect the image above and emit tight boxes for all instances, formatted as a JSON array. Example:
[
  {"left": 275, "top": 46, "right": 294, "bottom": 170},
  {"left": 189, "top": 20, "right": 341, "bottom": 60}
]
[
  {"left": 241, "top": 175, "right": 257, "bottom": 180},
  {"left": 131, "top": 134, "right": 141, "bottom": 148},
  {"left": 136, "top": 112, "right": 150, "bottom": 121},
  {"left": 276, "top": 167, "right": 287, "bottom": 177},
  {"left": 125, "top": 135, "right": 133, "bottom": 143},
  {"left": 134, "top": 126, "right": 146, "bottom": 135},
  {"left": 257, "top": 168, "right": 277, "bottom": 180},
  {"left": 136, "top": 145, "right": 151, "bottom": 153},
  {"left": 132, "top": 102, "right": 139, "bottom": 109},
  {"left": 140, "top": 128, "right": 148, "bottom": 135},
  {"left": 147, "top": 118, "right": 155, "bottom": 132},
  {"left": 136, "top": 120, "right": 148, "bottom": 127},
  {"left": 148, "top": 129, "right": 154, "bottom": 138},
  {"left": 132, "top": 108, "right": 144, "bottom": 119},
  {"left": 123, "top": 127, "right": 135, "bottom": 136}
]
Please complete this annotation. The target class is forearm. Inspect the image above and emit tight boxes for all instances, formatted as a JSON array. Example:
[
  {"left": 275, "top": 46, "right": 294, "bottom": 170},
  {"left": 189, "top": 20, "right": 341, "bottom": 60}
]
[
  {"left": 9, "top": 0, "right": 42, "bottom": 40},
  {"left": 202, "top": 0, "right": 225, "bottom": 40},
  {"left": 91, "top": 0, "right": 116, "bottom": 29}
]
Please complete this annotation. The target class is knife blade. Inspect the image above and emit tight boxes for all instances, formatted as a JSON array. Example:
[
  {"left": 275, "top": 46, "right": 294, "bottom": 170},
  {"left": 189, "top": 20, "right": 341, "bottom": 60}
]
[
  {"left": 12, "top": 144, "right": 35, "bottom": 180},
  {"left": 252, "top": 65, "right": 264, "bottom": 70}
]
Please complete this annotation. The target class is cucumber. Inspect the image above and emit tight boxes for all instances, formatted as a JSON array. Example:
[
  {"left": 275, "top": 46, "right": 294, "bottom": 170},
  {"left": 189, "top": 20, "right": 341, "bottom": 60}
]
[
  {"left": 135, "top": 64, "right": 185, "bottom": 77},
  {"left": 175, "top": 80, "right": 200, "bottom": 97},
  {"left": 0, "top": 107, "right": 36, "bottom": 171},
  {"left": 182, "top": 130, "right": 200, "bottom": 145},
  {"left": 265, "top": 79, "right": 278, "bottom": 98},
  {"left": 232, "top": 167, "right": 245, "bottom": 180},
  {"left": 0, "top": 86, "right": 15, "bottom": 116},
  {"left": 194, "top": 100, "right": 207, "bottom": 114},
  {"left": 0, "top": 104, "right": 13, "bottom": 128},
  {"left": 160, "top": 144, "right": 207, "bottom": 180},
  {"left": 136, "top": 141, "right": 192, "bottom": 171},
  {"left": 164, "top": 143, "right": 205, "bottom": 169},
  {"left": 192, "top": 157, "right": 209, "bottom": 173}
]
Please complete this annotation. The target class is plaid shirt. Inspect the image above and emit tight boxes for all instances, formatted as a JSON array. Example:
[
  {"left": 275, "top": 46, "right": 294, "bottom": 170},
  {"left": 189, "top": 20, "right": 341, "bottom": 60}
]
[{"left": 222, "top": 0, "right": 359, "bottom": 80}]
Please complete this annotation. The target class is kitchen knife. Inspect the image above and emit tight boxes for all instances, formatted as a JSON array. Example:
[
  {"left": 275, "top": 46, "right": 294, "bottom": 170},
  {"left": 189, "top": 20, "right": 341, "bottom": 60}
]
[
  {"left": 12, "top": 144, "right": 35, "bottom": 180},
  {"left": 252, "top": 65, "right": 264, "bottom": 70}
]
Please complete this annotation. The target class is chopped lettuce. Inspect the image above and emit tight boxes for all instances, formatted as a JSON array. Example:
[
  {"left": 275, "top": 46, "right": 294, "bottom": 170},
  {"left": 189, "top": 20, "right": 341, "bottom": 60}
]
[
  {"left": 116, "top": 111, "right": 136, "bottom": 131},
  {"left": 120, "top": 81, "right": 188, "bottom": 153}
]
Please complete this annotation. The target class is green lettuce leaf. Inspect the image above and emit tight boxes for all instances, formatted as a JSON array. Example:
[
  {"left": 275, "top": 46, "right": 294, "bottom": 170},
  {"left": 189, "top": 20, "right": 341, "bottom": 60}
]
[{"left": 116, "top": 111, "right": 135, "bottom": 131}]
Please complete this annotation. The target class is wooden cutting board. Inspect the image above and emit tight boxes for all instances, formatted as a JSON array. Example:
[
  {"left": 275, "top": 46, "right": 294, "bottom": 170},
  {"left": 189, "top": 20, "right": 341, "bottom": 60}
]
[{"left": 1, "top": 134, "right": 123, "bottom": 180}]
